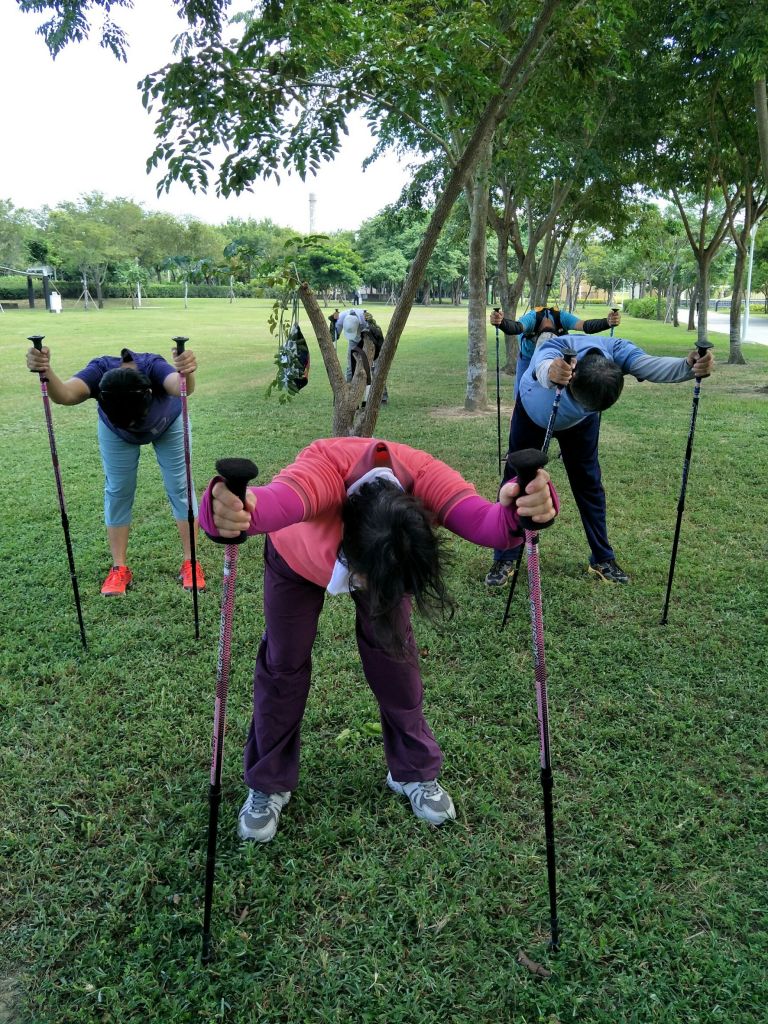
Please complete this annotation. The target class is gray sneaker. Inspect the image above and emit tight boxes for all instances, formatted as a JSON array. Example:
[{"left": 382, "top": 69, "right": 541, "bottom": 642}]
[
  {"left": 386, "top": 772, "right": 456, "bottom": 825},
  {"left": 238, "top": 788, "right": 291, "bottom": 842},
  {"left": 484, "top": 559, "right": 517, "bottom": 588}
]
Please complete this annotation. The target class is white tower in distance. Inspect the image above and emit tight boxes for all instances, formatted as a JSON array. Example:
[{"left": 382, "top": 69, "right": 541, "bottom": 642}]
[{"left": 309, "top": 192, "right": 317, "bottom": 234}]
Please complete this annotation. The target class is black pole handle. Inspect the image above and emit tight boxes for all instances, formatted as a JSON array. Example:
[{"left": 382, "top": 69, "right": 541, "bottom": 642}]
[
  {"left": 28, "top": 335, "right": 46, "bottom": 373},
  {"left": 173, "top": 335, "right": 189, "bottom": 355},
  {"left": 506, "top": 448, "right": 554, "bottom": 531},
  {"left": 696, "top": 339, "right": 713, "bottom": 359},
  {"left": 493, "top": 307, "right": 501, "bottom": 312},
  {"left": 562, "top": 347, "right": 577, "bottom": 365},
  {"left": 207, "top": 458, "right": 259, "bottom": 545},
  {"left": 694, "top": 339, "right": 713, "bottom": 379}
]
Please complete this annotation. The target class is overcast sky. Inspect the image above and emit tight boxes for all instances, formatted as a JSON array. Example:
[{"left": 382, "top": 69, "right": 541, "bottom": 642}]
[{"left": 0, "top": 0, "right": 413, "bottom": 232}]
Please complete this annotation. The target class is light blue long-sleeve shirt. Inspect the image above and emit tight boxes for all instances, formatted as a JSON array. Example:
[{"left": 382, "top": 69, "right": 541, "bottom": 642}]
[{"left": 520, "top": 334, "right": 696, "bottom": 429}]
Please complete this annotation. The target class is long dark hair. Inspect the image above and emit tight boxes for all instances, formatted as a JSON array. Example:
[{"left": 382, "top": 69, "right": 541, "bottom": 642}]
[{"left": 341, "top": 479, "right": 454, "bottom": 660}]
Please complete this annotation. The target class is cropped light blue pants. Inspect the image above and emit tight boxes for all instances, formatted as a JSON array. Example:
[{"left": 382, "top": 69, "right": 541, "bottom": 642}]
[{"left": 97, "top": 416, "right": 197, "bottom": 526}]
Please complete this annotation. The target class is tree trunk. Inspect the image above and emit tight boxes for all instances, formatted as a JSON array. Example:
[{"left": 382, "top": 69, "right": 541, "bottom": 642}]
[
  {"left": 695, "top": 262, "right": 711, "bottom": 346},
  {"left": 755, "top": 77, "right": 768, "bottom": 190},
  {"left": 728, "top": 242, "right": 747, "bottom": 364},
  {"left": 465, "top": 140, "right": 492, "bottom": 411},
  {"left": 296, "top": 0, "right": 564, "bottom": 435}
]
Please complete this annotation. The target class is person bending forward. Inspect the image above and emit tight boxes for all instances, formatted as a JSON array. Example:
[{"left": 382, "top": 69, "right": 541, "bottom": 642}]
[{"left": 200, "top": 437, "right": 558, "bottom": 840}]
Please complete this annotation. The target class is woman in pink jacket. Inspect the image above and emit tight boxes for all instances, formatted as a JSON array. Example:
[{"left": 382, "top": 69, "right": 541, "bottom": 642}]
[{"left": 200, "top": 437, "right": 557, "bottom": 841}]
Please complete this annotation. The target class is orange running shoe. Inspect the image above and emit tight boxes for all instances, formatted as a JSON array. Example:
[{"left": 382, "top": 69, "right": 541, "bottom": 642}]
[
  {"left": 101, "top": 565, "right": 133, "bottom": 596},
  {"left": 179, "top": 560, "right": 206, "bottom": 592}
]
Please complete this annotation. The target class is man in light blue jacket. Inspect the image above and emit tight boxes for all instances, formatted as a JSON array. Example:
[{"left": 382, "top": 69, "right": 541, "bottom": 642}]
[{"left": 486, "top": 331, "right": 714, "bottom": 586}]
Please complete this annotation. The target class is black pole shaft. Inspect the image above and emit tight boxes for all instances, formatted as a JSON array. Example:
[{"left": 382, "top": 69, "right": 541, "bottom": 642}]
[
  {"left": 541, "top": 765, "right": 559, "bottom": 950},
  {"left": 201, "top": 786, "right": 220, "bottom": 962},
  {"left": 500, "top": 544, "right": 525, "bottom": 630},
  {"left": 188, "top": 505, "right": 200, "bottom": 637},
  {"left": 660, "top": 380, "right": 703, "bottom": 624},
  {"left": 58, "top": 503, "right": 88, "bottom": 650},
  {"left": 660, "top": 341, "right": 712, "bottom": 624}
]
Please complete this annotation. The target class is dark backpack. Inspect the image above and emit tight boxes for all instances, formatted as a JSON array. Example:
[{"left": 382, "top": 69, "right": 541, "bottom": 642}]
[
  {"left": 525, "top": 306, "right": 568, "bottom": 340},
  {"left": 285, "top": 321, "right": 310, "bottom": 392}
]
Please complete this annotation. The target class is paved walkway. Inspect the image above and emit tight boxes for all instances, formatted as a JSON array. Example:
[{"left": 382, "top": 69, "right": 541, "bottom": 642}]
[{"left": 682, "top": 310, "right": 768, "bottom": 347}]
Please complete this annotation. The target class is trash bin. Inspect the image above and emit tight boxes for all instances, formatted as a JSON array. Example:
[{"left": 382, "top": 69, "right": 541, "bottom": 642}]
[{"left": 49, "top": 291, "right": 62, "bottom": 313}]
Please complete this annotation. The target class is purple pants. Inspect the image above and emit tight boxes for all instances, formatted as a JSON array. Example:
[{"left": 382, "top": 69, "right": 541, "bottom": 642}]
[{"left": 243, "top": 538, "right": 443, "bottom": 793}]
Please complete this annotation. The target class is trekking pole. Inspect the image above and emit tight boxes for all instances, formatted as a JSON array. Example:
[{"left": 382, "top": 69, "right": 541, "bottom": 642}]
[
  {"left": 507, "top": 447, "right": 560, "bottom": 952},
  {"left": 28, "top": 335, "right": 87, "bottom": 650},
  {"left": 494, "top": 307, "right": 502, "bottom": 474},
  {"left": 201, "top": 457, "right": 259, "bottom": 964},
  {"left": 610, "top": 307, "right": 619, "bottom": 337},
  {"left": 501, "top": 348, "right": 576, "bottom": 630},
  {"left": 172, "top": 335, "right": 199, "bottom": 640},
  {"left": 660, "top": 340, "right": 713, "bottom": 625}
]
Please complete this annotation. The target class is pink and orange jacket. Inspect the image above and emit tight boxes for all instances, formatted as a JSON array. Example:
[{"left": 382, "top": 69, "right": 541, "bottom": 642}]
[{"left": 199, "top": 437, "right": 558, "bottom": 587}]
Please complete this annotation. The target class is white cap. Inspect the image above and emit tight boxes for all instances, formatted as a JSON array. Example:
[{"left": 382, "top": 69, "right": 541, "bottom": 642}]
[{"left": 343, "top": 315, "right": 361, "bottom": 342}]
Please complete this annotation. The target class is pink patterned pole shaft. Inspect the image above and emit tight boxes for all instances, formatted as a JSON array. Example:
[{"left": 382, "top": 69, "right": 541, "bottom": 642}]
[
  {"left": 507, "top": 448, "right": 559, "bottom": 952},
  {"left": 28, "top": 335, "right": 87, "bottom": 649},
  {"left": 173, "top": 336, "right": 200, "bottom": 640},
  {"left": 201, "top": 456, "right": 258, "bottom": 964}
]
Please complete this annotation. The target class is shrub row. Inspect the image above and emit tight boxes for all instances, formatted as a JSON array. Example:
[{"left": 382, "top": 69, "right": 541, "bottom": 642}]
[{"left": 0, "top": 276, "right": 273, "bottom": 300}]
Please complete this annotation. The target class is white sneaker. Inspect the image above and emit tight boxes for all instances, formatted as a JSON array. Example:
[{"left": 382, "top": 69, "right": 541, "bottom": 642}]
[
  {"left": 386, "top": 772, "right": 456, "bottom": 825},
  {"left": 238, "top": 788, "right": 291, "bottom": 842}
]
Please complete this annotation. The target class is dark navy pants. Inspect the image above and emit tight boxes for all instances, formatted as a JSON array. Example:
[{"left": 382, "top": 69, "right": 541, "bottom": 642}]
[
  {"left": 243, "top": 538, "right": 443, "bottom": 793},
  {"left": 494, "top": 400, "right": 614, "bottom": 565}
]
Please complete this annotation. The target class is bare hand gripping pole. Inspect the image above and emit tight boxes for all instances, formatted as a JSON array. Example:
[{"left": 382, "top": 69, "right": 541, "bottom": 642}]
[
  {"left": 172, "top": 336, "right": 199, "bottom": 640},
  {"left": 660, "top": 340, "right": 713, "bottom": 625},
  {"left": 28, "top": 335, "right": 87, "bottom": 650},
  {"left": 610, "top": 306, "right": 619, "bottom": 337},
  {"left": 507, "top": 447, "right": 560, "bottom": 952},
  {"left": 201, "top": 457, "right": 258, "bottom": 964},
  {"left": 501, "top": 348, "right": 576, "bottom": 630}
]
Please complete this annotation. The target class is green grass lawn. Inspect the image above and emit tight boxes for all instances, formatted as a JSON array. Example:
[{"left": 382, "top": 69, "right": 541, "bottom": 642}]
[{"left": 1, "top": 299, "right": 767, "bottom": 1023}]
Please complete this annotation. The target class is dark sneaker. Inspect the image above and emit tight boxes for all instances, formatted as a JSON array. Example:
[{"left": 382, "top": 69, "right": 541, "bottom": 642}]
[
  {"left": 484, "top": 559, "right": 517, "bottom": 588},
  {"left": 386, "top": 772, "right": 456, "bottom": 825},
  {"left": 588, "top": 559, "right": 630, "bottom": 584},
  {"left": 179, "top": 559, "right": 206, "bottom": 592},
  {"left": 101, "top": 565, "right": 133, "bottom": 596},
  {"left": 238, "top": 789, "right": 291, "bottom": 842}
]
